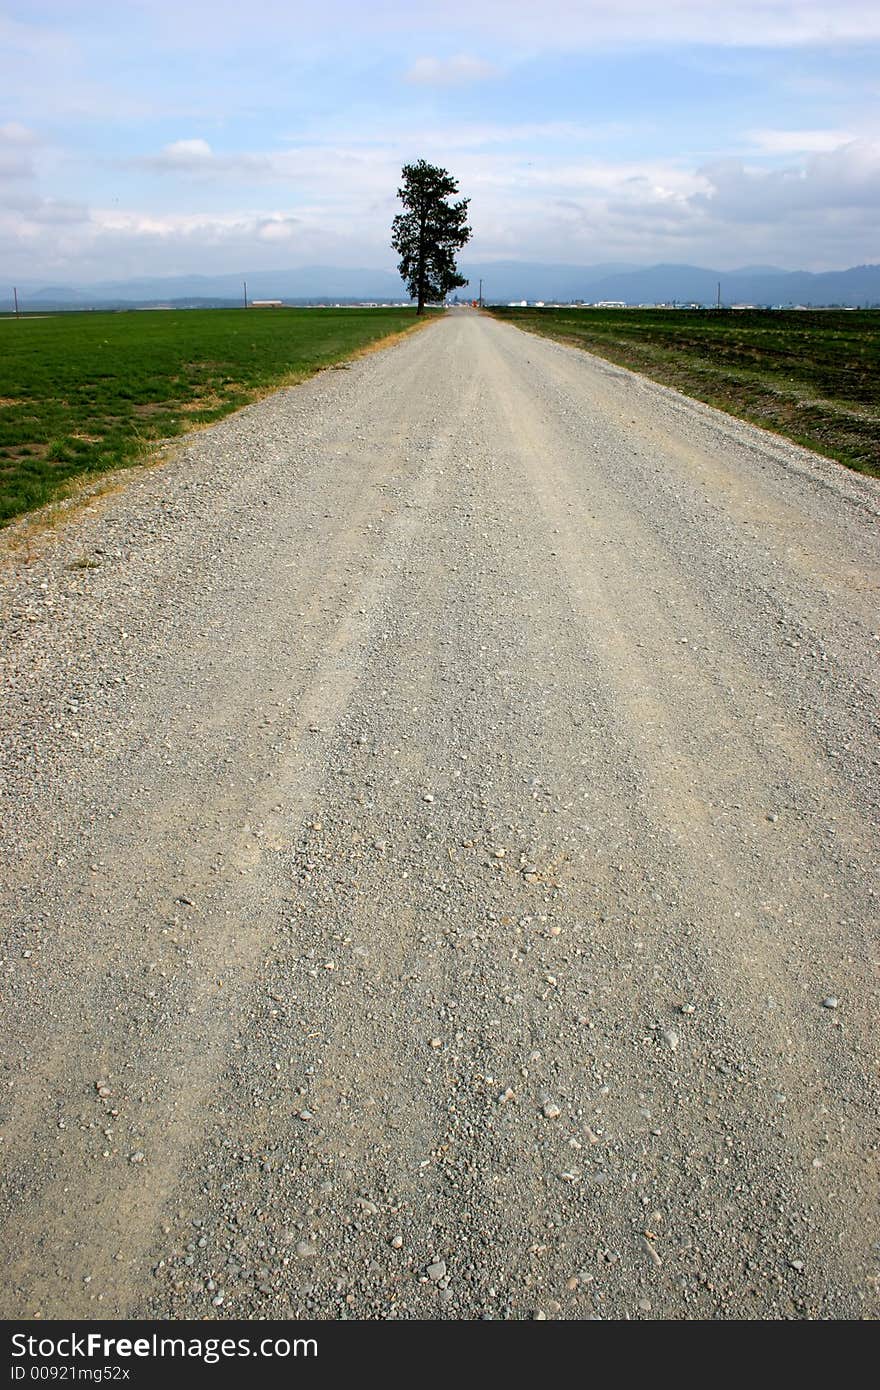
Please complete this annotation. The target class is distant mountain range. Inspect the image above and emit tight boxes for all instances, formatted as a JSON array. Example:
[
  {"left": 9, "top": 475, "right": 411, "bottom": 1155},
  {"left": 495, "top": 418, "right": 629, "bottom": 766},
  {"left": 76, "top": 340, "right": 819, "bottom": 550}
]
[
  {"left": 4, "top": 261, "right": 879, "bottom": 310},
  {"left": 6, "top": 266, "right": 409, "bottom": 309},
  {"left": 467, "top": 260, "right": 880, "bottom": 307}
]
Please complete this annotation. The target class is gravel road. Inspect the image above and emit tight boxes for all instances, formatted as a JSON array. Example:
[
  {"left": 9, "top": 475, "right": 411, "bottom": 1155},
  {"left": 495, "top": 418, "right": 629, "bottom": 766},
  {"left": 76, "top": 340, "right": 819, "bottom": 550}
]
[{"left": 1, "top": 310, "right": 878, "bottom": 1321}]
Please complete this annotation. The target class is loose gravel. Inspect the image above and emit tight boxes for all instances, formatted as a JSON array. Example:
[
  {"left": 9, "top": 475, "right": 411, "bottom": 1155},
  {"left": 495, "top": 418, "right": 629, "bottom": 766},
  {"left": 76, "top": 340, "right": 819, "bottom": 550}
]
[{"left": 1, "top": 311, "right": 878, "bottom": 1320}]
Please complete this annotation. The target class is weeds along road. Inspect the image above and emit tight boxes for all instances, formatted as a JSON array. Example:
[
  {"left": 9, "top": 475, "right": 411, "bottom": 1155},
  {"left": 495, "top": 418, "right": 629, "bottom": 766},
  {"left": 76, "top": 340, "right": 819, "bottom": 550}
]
[{"left": 1, "top": 310, "right": 878, "bottom": 1321}]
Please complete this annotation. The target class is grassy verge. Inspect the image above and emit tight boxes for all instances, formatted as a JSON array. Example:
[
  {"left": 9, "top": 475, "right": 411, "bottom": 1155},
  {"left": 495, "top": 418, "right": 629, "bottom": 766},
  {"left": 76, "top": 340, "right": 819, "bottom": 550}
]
[
  {"left": 489, "top": 307, "right": 880, "bottom": 478},
  {"left": 0, "top": 306, "right": 429, "bottom": 525}
]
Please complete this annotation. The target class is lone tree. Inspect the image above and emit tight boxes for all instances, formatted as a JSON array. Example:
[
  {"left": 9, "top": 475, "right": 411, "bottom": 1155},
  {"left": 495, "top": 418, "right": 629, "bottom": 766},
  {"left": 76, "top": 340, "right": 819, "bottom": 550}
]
[{"left": 391, "top": 159, "right": 471, "bottom": 314}]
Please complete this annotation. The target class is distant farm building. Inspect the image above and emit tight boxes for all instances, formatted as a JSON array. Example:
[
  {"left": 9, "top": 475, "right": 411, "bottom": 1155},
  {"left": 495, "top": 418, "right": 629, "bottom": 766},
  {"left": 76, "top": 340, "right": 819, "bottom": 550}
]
[{"left": 250, "top": 299, "right": 283, "bottom": 308}]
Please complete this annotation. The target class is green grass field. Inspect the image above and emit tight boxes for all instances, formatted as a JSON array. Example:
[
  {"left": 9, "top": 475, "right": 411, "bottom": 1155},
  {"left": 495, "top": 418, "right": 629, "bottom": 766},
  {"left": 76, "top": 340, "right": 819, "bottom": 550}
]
[
  {"left": 0, "top": 306, "right": 423, "bottom": 525},
  {"left": 490, "top": 307, "right": 880, "bottom": 478}
]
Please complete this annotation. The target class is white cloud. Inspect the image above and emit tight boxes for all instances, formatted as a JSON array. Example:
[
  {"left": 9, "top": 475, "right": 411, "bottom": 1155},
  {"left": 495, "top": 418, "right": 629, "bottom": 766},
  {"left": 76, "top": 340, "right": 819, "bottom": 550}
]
[
  {"left": 0, "top": 202, "right": 377, "bottom": 282},
  {"left": 135, "top": 138, "right": 274, "bottom": 178},
  {"left": 443, "top": 136, "right": 880, "bottom": 268},
  {"left": 0, "top": 122, "right": 41, "bottom": 181},
  {"left": 0, "top": 122, "right": 40, "bottom": 146},
  {"left": 5, "top": 130, "right": 877, "bottom": 282},
  {"left": 256, "top": 215, "right": 300, "bottom": 241},
  {"left": 413, "top": 1, "right": 880, "bottom": 47},
  {"left": 694, "top": 139, "right": 880, "bottom": 218},
  {"left": 405, "top": 53, "right": 498, "bottom": 86},
  {"left": 0, "top": 196, "right": 87, "bottom": 225},
  {"left": 0, "top": 153, "right": 34, "bottom": 180},
  {"left": 162, "top": 138, "right": 213, "bottom": 162},
  {"left": 0, "top": 158, "right": 873, "bottom": 282},
  {"left": 32, "top": 2, "right": 880, "bottom": 52},
  {"left": 287, "top": 120, "right": 623, "bottom": 151},
  {"left": 746, "top": 128, "right": 858, "bottom": 154}
]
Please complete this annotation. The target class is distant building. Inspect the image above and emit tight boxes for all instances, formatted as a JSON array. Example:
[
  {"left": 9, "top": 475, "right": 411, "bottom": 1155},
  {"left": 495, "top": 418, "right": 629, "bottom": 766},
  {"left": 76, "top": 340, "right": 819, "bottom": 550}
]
[
  {"left": 250, "top": 299, "right": 283, "bottom": 308},
  {"left": 595, "top": 300, "right": 626, "bottom": 309}
]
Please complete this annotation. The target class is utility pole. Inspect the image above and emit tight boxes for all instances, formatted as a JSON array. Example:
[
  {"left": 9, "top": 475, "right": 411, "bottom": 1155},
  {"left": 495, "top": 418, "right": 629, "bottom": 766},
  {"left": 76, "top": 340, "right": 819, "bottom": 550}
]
[
  {"left": 479, "top": 278, "right": 483, "bottom": 309},
  {"left": 13, "top": 286, "right": 20, "bottom": 319},
  {"left": 716, "top": 281, "right": 721, "bottom": 310},
  {"left": 242, "top": 280, "right": 248, "bottom": 310}
]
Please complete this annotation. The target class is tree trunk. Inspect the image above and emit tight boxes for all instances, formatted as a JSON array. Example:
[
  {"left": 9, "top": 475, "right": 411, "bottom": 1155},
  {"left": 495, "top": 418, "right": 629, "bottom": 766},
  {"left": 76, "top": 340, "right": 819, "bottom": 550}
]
[{"left": 417, "top": 205, "right": 426, "bottom": 315}]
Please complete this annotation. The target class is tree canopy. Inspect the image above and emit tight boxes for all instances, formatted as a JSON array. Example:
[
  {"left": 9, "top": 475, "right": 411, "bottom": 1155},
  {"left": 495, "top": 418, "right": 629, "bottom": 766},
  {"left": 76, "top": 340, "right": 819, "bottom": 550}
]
[{"left": 391, "top": 160, "right": 472, "bottom": 314}]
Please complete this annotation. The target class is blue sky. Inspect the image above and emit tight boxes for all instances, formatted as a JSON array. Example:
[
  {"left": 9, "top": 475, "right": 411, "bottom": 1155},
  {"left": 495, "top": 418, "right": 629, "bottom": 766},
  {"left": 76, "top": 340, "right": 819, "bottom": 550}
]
[{"left": 2, "top": 1, "right": 879, "bottom": 282}]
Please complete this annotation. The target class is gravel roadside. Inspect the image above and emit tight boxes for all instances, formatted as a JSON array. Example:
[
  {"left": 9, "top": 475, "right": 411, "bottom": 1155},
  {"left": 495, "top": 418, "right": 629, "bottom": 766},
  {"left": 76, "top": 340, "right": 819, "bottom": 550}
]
[{"left": 1, "top": 310, "right": 877, "bottom": 1320}]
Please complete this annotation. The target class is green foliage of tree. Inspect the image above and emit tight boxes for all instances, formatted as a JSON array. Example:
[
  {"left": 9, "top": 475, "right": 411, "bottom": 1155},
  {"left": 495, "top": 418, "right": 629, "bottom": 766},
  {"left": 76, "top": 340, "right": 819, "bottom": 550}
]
[{"left": 391, "top": 160, "right": 472, "bottom": 314}]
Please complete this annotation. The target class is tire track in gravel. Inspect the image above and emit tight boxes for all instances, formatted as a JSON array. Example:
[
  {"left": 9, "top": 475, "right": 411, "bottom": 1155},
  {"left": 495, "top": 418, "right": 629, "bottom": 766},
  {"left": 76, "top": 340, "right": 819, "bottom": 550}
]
[
  {"left": 0, "top": 325, "right": 461, "bottom": 1317},
  {"left": 472, "top": 326, "right": 879, "bottom": 1312}
]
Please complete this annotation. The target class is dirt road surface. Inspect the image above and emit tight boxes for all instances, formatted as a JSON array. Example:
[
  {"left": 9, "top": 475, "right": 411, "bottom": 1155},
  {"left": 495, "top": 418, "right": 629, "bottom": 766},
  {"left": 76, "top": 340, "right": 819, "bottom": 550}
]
[{"left": 1, "top": 311, "right": 878, "bottom": 1321}]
